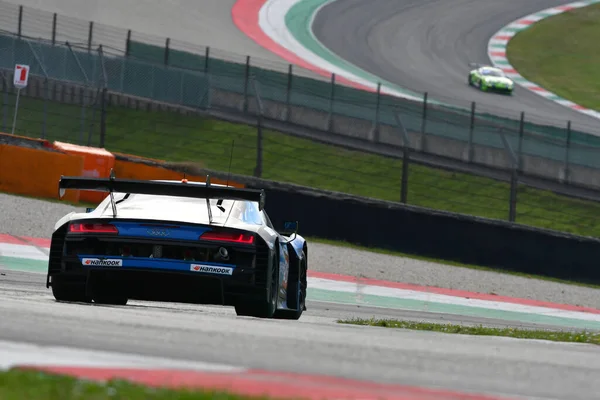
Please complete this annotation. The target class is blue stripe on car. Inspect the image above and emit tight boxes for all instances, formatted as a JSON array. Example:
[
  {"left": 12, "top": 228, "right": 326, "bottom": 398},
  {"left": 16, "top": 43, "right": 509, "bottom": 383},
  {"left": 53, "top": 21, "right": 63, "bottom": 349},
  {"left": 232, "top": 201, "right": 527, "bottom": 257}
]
[
  {"left": 77, "top": 255, "right": 235, "bottom": 273},
  {"left": 111, "top": 222, "right": 211, "bottom": 241}
]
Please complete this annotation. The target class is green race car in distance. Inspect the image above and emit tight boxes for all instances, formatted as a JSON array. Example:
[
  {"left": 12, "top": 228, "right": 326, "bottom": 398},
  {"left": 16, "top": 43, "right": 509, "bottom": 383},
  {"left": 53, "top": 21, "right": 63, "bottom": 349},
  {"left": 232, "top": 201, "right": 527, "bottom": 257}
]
[{"left": 468, "top": 64, "right": 514, "bottom": 95}]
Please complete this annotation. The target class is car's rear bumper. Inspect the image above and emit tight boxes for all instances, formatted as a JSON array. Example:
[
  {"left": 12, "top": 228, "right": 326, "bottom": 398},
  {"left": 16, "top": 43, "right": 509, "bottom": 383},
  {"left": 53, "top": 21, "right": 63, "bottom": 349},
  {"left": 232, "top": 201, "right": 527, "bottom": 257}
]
[
  {"left": 486, "top": 85, "right": 513, "bottom": 94},
  {"left": 47, "top": 222, "right": 272, "bottom": 305},
  {"left": 50, "top": 264, "right": 267, "bottom": 306},
  {"left": 49, "top": 251, "right": 269, "bottom": 306}
]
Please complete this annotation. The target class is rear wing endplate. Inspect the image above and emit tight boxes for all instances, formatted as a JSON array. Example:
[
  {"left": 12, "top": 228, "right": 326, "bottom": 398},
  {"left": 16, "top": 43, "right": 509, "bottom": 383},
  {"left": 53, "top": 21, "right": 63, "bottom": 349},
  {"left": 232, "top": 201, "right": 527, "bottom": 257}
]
[{"left": 58, "top": 172, "right": 266, "bottom": 219}]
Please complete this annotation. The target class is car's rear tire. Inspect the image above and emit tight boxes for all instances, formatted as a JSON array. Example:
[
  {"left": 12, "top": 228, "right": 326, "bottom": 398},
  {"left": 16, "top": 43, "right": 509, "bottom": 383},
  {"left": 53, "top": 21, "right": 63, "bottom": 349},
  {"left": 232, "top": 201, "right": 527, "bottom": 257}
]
[
  {"left": 51, "top": 277, "right": 91, "bottom": 303},
  {"left": 235, "top": 245, "right": 279, "bottom": 318},
  {"left": 93, "top": 295, "right": 128, "bottom": 306}
]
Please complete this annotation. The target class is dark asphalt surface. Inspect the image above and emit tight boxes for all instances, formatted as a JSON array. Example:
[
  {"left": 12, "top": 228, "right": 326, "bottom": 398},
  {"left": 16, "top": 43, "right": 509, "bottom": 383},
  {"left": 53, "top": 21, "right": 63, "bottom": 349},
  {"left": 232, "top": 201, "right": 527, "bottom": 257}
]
[
  {"left": 2, "top": 270, "right": 600, "bottom": 400},
  {"left": 312, "top": 0, "right": 600, "bottom": 134}
]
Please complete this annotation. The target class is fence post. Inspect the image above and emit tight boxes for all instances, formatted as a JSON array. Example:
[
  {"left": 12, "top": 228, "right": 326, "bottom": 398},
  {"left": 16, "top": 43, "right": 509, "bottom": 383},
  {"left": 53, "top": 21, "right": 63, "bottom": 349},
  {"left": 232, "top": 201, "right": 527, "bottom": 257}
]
[
  {"left": 88, "top": 88, "right": 97, "bottom": 146},
  {"left": 88, "top": 21, "right": 93, "bottom": 52},
  {"left": 468, "top": 101, "right": 476, "bottom": 162},
  {"left": 498, "top": 128, "right": 519, "bottom": 223},
  {"left": 204, "top": 47, "right": 210, "bottom": 73},
  {"left": 285, "top": 64, "right": 293, "bottom": 121},
  {"left": 251, "top": 77, "right": 264, "bottom": 178},
  {"left": 2, "top": 76, "right": 7, "bottom": 132},
  {"left": 508, "top": 168, "right": 518, "bottom": 222},
  {"left": 373, "top": 82, "right": 381, "bottom": 142},
  {"left": 125, "top": 30, "right": 131, "bottom": 56},
  {"left": 255, "top": 112, "right": 263, "bottom": 178},
  {"left": 243, "top": 56, "right": 251, "bottom": 113},
  {"left": 52, "top": 13, "right": 57, "bottom": 45},
  {"left": 164, "top": 38, "right": 170, "bottom": 65},
  {"left": 99, "top": 87, "right": 107, "bottom": 148},
  {"left": 401, "top": 147, "right": 409, "bottom": 203},
  {"left": 420, "top": 92, "right": 428, "bottom": 151},
  {"left": 517, "top": 111, "right": 525, "bottom": 171},
  {"left": 78, "top": 87, "right": 83, "bottom": 143},
  {"left": 394, "top": 113, "right": 411, "bottom": 204},
  {"left": 563, "top": 120, "right": 572, "bottom": 182},
  {"left": 42, "top": 80, "right": 49, "bottom": 139},
  {"left": 18, "top": 6, "right": 22, "bottom": 37},
  {"left": 327, "top": 73, "right": 336, "bottom": 131}
]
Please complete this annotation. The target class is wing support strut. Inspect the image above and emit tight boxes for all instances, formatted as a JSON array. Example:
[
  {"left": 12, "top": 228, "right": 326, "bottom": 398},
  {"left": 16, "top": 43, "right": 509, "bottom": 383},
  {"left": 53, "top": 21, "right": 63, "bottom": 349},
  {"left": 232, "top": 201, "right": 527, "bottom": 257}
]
[
  {"left": 109, "top": 169, "right": 117, "bottom": 218},
  {"left": 205, "top": 175, "right": 213, "bottom": 225}
]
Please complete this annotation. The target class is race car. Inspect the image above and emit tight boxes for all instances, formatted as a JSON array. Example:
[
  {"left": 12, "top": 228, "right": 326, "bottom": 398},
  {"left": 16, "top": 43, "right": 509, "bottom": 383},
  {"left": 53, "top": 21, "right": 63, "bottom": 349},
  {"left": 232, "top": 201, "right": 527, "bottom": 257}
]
[
  {"left": 46, "top": 172, "right": 308, "bottom": 320},
  {"left": 468, "top": 64, "right": 514, "bottom": 94}
]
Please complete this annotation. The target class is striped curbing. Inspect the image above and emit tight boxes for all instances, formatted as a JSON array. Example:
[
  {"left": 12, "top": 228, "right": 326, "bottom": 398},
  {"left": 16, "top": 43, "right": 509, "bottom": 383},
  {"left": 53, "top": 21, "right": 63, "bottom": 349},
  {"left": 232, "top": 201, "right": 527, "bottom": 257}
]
[
  {"left": 0, "top": 339, "right": 511, "bottom": 400},
  {"left": 233, "top": 0, "right": 441, "bottom": 103},
  {"left": 487, "top": 0, "right": 600, "bottom": 120},
  {"left": 3, "top": 234, "right": 600, "bottom": 329}
]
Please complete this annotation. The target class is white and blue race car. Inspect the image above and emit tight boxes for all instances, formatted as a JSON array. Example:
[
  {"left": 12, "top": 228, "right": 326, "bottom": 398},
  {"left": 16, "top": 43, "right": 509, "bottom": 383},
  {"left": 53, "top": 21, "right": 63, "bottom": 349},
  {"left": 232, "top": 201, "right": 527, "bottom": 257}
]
[{"left": 46, "top": 172, "right": 308, "bottom": 320}]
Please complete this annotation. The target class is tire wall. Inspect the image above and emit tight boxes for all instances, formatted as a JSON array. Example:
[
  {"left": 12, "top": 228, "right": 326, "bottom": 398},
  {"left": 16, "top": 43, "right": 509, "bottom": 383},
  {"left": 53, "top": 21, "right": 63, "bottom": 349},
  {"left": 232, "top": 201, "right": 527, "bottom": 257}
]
[{"left": 248, "top": 181, "right": 600, "bottom": 285}]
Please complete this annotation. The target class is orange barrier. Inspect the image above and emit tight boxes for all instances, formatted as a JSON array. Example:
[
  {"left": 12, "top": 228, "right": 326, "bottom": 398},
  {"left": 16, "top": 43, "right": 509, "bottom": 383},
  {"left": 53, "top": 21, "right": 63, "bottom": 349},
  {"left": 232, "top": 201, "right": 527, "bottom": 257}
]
[
  {"left": 0, "top": 139, "right": 245, "bottom": 205},
  {"left": 52, "top": 142, "right": 116, "bottom": 203},
  {"left": 0, "top": 143, "right": 83, "bottom": 203}
]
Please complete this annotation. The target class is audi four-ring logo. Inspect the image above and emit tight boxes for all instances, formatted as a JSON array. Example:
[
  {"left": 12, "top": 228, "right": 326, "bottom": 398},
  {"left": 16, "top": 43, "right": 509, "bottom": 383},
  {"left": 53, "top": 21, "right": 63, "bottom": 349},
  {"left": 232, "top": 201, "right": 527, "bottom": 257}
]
[{"left": 147, "top": 229, "right": 170, "bottom": 237}]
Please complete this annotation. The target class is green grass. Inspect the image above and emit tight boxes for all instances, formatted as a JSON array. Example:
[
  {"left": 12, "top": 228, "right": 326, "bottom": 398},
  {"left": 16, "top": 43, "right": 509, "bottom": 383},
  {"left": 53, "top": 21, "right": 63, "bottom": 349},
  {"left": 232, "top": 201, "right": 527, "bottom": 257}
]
[
  {"left": 339, "top": 318, "right": 600, "bottom": 345},
  {"left": 507, "top": 3, "right": 600, "bottom": 111},
  {"left": 6, "top": 91, "right": 600, "bottom": 237},
  {"left": 0, "top": 369, "right": 274, "bottom": 400}
]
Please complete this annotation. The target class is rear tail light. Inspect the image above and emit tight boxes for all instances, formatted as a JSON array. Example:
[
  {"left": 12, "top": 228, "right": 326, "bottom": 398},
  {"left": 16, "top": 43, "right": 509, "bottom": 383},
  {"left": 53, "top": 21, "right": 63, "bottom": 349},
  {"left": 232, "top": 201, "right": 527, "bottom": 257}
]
[
  {"left": 200, "top": 231, "right": 254, "bottom": 244},
  {"left": 69, "top": 223, "right": 119, "bottom": 233}
]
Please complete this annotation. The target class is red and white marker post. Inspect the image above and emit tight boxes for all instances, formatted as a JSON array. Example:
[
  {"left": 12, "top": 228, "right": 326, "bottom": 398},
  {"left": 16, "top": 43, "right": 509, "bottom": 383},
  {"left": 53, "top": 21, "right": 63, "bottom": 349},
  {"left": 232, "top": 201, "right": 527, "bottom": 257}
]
[{"left": 11, "top": 64, "right": 30, "bottom": 134}]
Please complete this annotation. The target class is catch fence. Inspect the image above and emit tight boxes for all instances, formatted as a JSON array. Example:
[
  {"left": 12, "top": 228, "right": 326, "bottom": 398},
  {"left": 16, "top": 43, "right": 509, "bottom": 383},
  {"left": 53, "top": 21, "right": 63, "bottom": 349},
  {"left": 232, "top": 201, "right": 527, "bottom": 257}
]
[
  {"left": 3, "top": 69, "right": 600, "bottom": 239},
  {"left": 1, "top": 1, "right": 600, "bottom": 238}
]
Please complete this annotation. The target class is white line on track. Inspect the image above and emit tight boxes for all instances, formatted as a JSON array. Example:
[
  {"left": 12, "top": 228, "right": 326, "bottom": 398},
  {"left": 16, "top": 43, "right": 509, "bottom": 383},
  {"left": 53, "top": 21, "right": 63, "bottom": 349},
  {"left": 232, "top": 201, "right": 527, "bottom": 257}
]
[{"left": 0, "top": 339, "right": 245, "bottom": 372}]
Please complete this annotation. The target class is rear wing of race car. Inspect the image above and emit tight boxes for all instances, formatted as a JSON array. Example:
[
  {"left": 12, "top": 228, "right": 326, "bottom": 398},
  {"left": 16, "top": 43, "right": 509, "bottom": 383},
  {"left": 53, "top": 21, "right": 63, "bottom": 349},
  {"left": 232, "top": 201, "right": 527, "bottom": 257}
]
[{"left": 58, "top": 171, "right": 266, "bottom": 222}]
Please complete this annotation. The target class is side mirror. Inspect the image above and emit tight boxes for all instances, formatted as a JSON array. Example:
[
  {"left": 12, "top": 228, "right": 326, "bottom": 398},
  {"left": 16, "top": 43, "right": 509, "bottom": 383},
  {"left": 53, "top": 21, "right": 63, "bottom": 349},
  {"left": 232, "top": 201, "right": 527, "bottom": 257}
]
[
  {"left": 281, "top": 221, "right": 298, "bottom": 236},
  {"left": 85, "top": 207, "right": 94, "bottom": 213}
]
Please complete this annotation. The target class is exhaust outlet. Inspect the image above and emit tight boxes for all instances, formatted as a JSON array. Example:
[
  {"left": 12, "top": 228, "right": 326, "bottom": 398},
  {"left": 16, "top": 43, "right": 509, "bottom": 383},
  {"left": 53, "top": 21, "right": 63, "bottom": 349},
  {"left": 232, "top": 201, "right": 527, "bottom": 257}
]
[{"left": 217, "top": 247, "right": 229, "bottom": 260}]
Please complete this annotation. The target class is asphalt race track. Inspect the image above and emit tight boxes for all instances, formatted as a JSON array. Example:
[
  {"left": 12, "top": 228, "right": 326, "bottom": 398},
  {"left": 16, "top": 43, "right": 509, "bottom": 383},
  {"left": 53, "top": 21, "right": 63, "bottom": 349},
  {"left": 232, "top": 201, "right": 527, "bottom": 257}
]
[
  {"left": 312, "top": 0, "right": 600, "bottom": 133},
  {"left": 2, "top": 270, "right": 600, "bottom": 400},
  {"left": 2, "top": 192, "right": 600, "bottom": 399}
]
